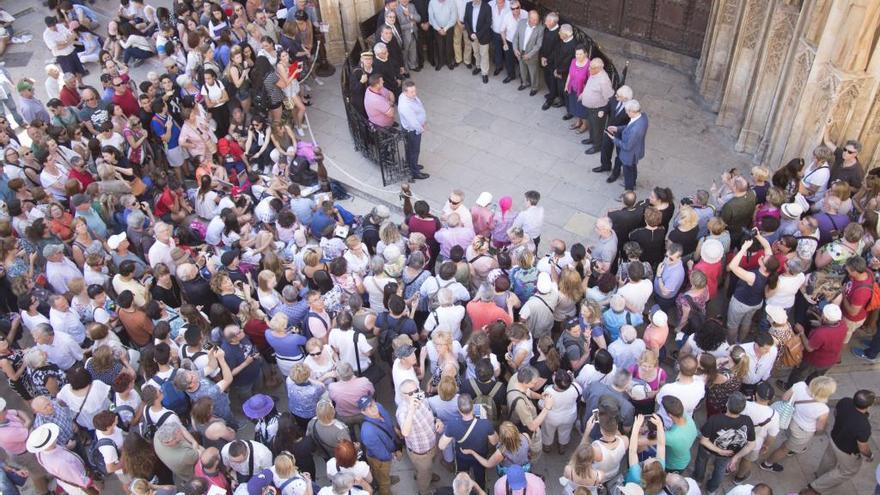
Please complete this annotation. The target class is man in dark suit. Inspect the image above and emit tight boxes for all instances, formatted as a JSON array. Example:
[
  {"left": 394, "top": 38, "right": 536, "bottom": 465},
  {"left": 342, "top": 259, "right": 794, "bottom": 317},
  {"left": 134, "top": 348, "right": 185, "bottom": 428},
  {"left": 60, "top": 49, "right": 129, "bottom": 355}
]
[
  {"left": 593, "top": 85, "right": 633, "bottom": 183},
  {"left": 378, "top": 24, "right": 408, "bottom": 79},
  {"left": 376, "top": 0, "right": 402, "bottom": 33},
  {"left": 608, "top": 190, "right": 646, "bottom": 256},
  {"left": 547, "top": 24, "right": 576, "bottom": 111},
  {"left": 465, "top": 0, "right": 493, "bottom": 83},
  {"left": 607, "top": 99, "right": 649, "bottom": 192},
  {"left": 373, "top": 42, "right": 401, "bottom": 98},
  {"left": 411, "top": 0, "right": 432, "bottom": 68},
  {"left": 538, "top": 13, "right": 560, "bottom": 110}
]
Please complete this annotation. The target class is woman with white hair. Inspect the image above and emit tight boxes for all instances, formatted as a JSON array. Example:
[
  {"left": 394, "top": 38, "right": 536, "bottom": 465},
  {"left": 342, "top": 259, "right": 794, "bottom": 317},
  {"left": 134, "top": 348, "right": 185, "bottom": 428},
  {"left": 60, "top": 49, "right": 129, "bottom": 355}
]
[
  {"left": 362, "top": 256, "right": 394, "bottom": 311},
  {"left": 424, "top": 287, "right": 466, "bottom": 341},
  {"left": 21, "top": 347, "right": 66, "bottom": 397}
]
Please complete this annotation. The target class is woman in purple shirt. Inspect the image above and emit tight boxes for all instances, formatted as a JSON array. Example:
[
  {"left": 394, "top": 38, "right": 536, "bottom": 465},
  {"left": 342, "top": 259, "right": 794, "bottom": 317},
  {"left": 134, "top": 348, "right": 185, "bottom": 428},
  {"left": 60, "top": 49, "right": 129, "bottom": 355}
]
[{"left": 564, "top": 46, "right": 591, "bottom": 134}]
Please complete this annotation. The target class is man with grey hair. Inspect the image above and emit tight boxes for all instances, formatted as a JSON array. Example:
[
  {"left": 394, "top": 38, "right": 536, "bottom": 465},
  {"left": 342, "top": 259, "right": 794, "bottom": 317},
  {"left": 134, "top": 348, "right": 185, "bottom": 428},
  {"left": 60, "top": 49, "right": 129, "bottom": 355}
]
[
  {"left": 438, "top": 393, "right": 499, "bottom": 488},
  {"left": 606, "top": 99, "right": 649, "bottom": 193},
  {"left": 590, "top": 216, "right": 618, "bottom": 267},
  {"left": 583, "top": 368, "right": 636, "bottom": 431},
  {"left": 608, "top": 325, "right": 646, "bottom": 370},
  {"left": 173, "top": 350, "right": 236, "bottom": 425},
  {"left": 152, "top": 423, "right": 200, "bottom": 485},
  {"left": 423, "top": 287, "right": 467, "bottom": 340},
  {"left": 451, "top": 472, "right": 485, "bottom": 495},
  {"left": 580, "top": 58, "right": 614, "bottom": 155},
  {"left": 595, "top": 84, "right": 633, "bottom": 180},
  {"left": 330, "top": 472, "right": 369, "bottom": 494},
  {"left": 49, "top": 294, "right": 86, "bottom": 345},
  {"left": 543, "top": 22, "right": 574, "bottom": 111},
  {"left": 513, "top": 10, "right": 543, "bottom": 95},
  {"left": 328, "top": 361, "right": 375, "bottom": 429},
  {"left": 505, "top": 366, "right": 552, "bottom": 455},
  {"left": 125, "top": 207, "right": 153, "bottom": 258},
  {"left": 44, "top": 243, "right": 81, "bottom": 294},
  {"left": 396, "top": 379, "right": 437, "bottom": 494},
  {"left": 32, "top": 323, "right": 82, "bottom": 370},
  {"left": 372, "top": 42, "right": 400, "bottom": 97},
  {"left": 539, "top": 12, "right": 560, "bottom": 108},
  {"left": 148, "top": 221, "right": 177, "bottom": 272},
  {"left": 664, "top": 472, "right": 701, "bottom": 495}
]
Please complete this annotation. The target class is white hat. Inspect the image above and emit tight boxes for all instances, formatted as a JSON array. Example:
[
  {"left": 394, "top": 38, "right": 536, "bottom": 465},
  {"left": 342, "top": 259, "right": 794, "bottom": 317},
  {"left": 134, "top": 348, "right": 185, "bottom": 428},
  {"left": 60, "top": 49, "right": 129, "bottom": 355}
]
[
  {"left": 26, "top": 423, "right": 60, "bottom": 453},
  {"left": 781, "top": 202, "right": 804, "bottom": 219},
  {"left": 536, "top": 272, "right": 553, "bottom": 294},
  {"left": 618, "top": 483, "right": 644, "bottom": 495},
  {"left": 107, "top": 232, "right": 127, "bottom": 250},
  {"left": 651, "top": 309, "right": 668, "bottom": 327},
  {"left": 765, "top": 305, "right": 787, "bottom": 325},
  {"left": 822, "top": 303, "right": 842, "bottom": 322},
  {"left": 0, "top": 397, "right": 6, "bottom": 411},
  {"left": 700, "top": 238, "right": 725, "bottom": 264},
  {"left": 475, "top": 192, "right": 493, "bottom": 207}
]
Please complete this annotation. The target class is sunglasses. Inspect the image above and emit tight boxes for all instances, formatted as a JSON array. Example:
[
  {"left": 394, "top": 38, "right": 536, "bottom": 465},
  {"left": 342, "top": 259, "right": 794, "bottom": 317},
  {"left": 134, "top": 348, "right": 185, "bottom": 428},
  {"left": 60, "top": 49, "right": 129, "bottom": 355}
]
[
  {"left": 448, "top": 198, "right": 461, "bottom": 205},
  {"left": 844, "top": 148, "right": 857, "bottom": 154},
  {"left": 308, "top": 351, "right": 322, "bottom": 357}
]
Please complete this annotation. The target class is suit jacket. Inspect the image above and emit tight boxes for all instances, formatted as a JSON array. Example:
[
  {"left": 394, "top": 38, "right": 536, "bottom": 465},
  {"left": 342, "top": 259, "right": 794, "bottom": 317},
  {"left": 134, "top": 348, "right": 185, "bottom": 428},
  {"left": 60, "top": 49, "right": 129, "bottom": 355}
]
[
  {"left": 411, "top": 0, "right": 430, "bottom": 21},
  {"left": 376, "top": 7, "right": 403, "bottom": 34},
  {"left": 464, "top": 1, "right": 493, "bottom": 45},
  {"left": 604, "top": 97, "right": 631, "bottom": 128},
  {"left": 614, "top": 113, "right": 649, "bottom": 166},
  {"left": 553, "top": 38, "right": 576, "bottom": 77},
  {"left": 539, "top": 25, "right": 560, "bottom": 68},
  {"left": 373, "top": 57, "right": 399, "bottom": 93},
  {"left": 380, "top": 35, "right": 405, "bottom": 74},
  {"left": 512, "top": 19, "right": 543, "bottom": 60}
]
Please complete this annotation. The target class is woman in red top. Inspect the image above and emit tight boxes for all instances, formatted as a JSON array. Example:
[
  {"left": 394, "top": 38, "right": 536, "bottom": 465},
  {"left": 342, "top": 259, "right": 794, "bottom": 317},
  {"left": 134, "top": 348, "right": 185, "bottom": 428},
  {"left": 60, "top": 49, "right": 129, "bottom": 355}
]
[{"left": 407, "top": 200, "right": 441, "bottom": 257}]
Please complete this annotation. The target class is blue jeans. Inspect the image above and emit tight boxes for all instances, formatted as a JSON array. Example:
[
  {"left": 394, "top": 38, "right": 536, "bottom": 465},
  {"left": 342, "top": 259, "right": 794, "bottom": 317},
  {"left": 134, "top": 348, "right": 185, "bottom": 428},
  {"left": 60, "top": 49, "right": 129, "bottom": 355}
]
[
  {"left": 693, "top": 445, "right": 731, "bottom": 493},
  {"left": 0, "top": 97, "right": 26, "bottom": 127},
  {"left": 622, "top": 161, "right": 638, "bottom": 191},
  {"left": 123, "top": 46, "right": 153, "bottom": 64}
]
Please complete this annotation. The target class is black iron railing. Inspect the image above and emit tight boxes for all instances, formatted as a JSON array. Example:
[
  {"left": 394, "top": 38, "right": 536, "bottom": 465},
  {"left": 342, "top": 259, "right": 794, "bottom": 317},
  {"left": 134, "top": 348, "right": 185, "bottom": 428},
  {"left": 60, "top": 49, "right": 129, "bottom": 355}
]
[{"left": 341, "top": 4, "right": 628, "bottom": 186}]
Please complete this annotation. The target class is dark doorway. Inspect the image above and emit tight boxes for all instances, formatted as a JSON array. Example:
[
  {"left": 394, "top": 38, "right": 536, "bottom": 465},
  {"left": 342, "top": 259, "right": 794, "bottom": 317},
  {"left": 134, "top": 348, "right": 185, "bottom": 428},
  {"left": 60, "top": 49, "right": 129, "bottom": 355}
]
[{"left": 539, "top": 0, "right": 711, "bottom": 58}]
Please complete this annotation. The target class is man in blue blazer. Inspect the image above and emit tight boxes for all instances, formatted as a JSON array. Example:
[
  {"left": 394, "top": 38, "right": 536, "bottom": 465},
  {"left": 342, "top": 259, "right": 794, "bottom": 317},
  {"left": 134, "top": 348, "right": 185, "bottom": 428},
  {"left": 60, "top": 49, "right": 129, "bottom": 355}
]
[{"left": 606, "top": 99, "right": 648, "bottom": 192}]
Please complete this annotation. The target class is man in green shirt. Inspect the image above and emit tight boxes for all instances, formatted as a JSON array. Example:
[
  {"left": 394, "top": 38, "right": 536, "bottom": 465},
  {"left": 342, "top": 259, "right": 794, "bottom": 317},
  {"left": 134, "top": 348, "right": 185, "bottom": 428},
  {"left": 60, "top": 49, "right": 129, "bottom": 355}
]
[{"left": 662, "top": 395, "right": 698, "bottom": 472}]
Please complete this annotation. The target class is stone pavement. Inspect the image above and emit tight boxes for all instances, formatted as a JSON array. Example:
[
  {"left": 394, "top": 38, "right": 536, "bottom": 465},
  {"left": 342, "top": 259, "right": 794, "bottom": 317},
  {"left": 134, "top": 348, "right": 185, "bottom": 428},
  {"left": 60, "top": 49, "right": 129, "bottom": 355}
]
[{"left": 2, "top": 2, "right": 879, "bottom": 494}]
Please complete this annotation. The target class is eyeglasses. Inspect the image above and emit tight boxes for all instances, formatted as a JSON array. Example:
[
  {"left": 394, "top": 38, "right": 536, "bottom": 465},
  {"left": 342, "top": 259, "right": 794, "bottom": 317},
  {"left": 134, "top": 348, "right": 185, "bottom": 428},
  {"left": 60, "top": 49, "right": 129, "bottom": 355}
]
[
  {"left": 844, "top": 148, "right": 857, "bottom": 154},
  {"left": 448, "top": 198, "right": 461, "bottom": 205},
  {"left": 511, "top": 6, "right": 520, "bottom": 9},
  {"left": 403, "top": 389, "right": 419, "bottom": 395},
  {"left": 308, "top": 351, "right": 322, "bottom": 356}
]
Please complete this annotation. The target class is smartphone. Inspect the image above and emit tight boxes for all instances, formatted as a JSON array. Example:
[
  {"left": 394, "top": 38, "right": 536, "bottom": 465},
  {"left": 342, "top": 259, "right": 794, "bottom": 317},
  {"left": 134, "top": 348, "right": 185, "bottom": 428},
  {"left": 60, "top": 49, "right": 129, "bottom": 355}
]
[{"left": 474, "top": 404, "right": 485, "bottom": 419}]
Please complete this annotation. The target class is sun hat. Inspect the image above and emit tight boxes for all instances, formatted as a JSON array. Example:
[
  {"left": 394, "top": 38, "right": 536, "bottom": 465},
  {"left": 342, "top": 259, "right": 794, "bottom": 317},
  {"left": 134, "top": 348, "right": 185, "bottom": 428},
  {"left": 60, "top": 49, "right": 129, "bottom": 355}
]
[
  {"left": 242, "top": 394, "right": 275, "bottom": 419},
  {"left": 475, "top": 192, "right": 492, "bottom": 207},
  {"left": 765, "top": 305, "right": 787, "bottom": 325},
  {"left": 26, "top": 423, "right": 60, "bottom": 453},
  {"left": 536, "top": 272, "right": 553, "bottom": 294},
  {"left": 822, "top": 303, "right": 842, "bottom": 322},
  {"left": 700, "top": 238, "right": 724, "bottom": 264}
]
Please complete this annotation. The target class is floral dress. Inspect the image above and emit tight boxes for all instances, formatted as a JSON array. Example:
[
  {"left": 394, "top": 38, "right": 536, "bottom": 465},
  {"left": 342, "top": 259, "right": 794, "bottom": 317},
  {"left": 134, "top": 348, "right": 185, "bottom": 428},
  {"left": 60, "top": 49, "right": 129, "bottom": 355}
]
[
  {"left": 705, "top": 370, "right": 742, "bottom": 417},
  {"left": 0, "top": 350, "right": 29, "bottom": 400},
  {"left": 25, "top": 364, "right": 66, "bottom": 397}
]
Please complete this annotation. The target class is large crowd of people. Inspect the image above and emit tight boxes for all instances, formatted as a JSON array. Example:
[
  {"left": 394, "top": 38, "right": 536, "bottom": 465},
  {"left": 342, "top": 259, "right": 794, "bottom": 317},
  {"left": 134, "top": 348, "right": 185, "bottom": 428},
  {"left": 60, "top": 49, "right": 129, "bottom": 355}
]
[{"left": 0, "top": 1, "right": 875, "bottom": 495}]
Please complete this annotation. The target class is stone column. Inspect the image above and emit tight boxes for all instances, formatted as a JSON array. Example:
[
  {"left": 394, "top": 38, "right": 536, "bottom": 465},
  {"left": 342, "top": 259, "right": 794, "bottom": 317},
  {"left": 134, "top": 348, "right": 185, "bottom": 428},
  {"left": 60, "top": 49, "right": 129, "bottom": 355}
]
[
  {"left": 695, "top": 0, "right": 745, "bottom": 111},
  {"left": 769, "top": 0, "right": 880, "bottom": 168},
  {"left": 715, "top": 0, "right": 773, "bottom": 129},
  {"left": 734, "top": 0, "right": 801, "bottom": 154},
  {"left": 316, "top": 0, "right": 384, "bottom": 64}
]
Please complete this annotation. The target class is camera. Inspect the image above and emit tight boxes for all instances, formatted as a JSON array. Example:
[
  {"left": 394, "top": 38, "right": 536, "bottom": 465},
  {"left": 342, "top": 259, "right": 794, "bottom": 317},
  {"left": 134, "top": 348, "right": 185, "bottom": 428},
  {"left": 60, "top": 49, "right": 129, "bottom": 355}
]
[{"left": 740, "top": 226, "right": 756, "bottom": 243}]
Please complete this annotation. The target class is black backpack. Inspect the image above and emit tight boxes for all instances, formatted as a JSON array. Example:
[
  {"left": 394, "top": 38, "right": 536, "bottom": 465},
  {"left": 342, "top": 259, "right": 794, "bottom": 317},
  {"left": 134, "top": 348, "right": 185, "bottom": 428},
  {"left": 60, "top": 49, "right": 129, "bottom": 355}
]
[
  {"left": 378, "top": 314, "right": 405, "bottom": 365},
  {"left": 682, "top": 295, "right": 706, "bottom": 335},
  {"left": 140, "top": 409, "right": 174, "bottom": 441},
  {"left": 87, "top": 437, "right": 118, "bottom": 476}
]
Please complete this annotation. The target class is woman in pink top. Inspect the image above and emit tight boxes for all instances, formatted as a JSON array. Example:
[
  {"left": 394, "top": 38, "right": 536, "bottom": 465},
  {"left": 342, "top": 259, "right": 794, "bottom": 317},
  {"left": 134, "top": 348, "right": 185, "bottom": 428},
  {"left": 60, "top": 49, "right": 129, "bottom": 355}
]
[
  {"left": 179, "top": 106, "right": 217, "bottom": 161},
  {"left": 564, "top": 46, "right": 590, "bottom": 134},
  {"left": 642, "top": 309, "right": 669, "bottom": 352},
  {"left": 491, "top": 196, "right": 517, "bottom": 249}
]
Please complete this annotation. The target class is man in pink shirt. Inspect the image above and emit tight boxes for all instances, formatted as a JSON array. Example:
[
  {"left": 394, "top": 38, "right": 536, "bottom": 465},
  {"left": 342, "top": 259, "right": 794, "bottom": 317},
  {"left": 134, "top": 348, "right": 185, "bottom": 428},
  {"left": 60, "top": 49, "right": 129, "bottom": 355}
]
[
  {"left": 27, "top": 423, "right": 97, "bottom": 494},
  {"left": 0, "top": 398, "right": 49, "bottom": 493},
  {"left": 493, "top": 465, "right": 546, "bottom": 495},
  {"left": 364, "top": 74, "right": 396, "bottom": 128},
  {"left": 328, "top": 361, "right": 375, "bottom": 426}
]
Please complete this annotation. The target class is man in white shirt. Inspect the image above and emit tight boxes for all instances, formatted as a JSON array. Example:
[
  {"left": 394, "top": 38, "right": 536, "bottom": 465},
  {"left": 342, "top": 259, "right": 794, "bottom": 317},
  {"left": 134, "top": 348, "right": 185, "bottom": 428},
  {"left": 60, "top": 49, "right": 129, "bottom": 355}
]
[
  {"left": 43, "top": 244, "right": 81, "bottom": 294},
  {"left": 512, "top": 190, "right": 544, "bottom": 250},
  {"left": 617, "top": 262, "right": 654, "bottom": 313},
  {"left": 499, "top": 1, "right": 526, "bottom": 83},
  {"left": 419, "top": 262, "right": 471, "bottom": 304},
  {"left": 328, "top": 314, "right": 374, "bottom": 375},
  {"left": 391, "top": 345, "right": 419, "bottom": 407},
  {"left": 441, "top": 189, "right": 474, "bottom": 232},
  {"left": 33, "top": 323, "right": 83, "bottom": 370},
  {"left": 736, "top": 383, "right": 779, "bottom": 483},
  {"left": 423, "top": 288, "right": 466, "bottom": 340},
  {"left": 488, "top": 0, "right": 509, "bottom": 76},
  {"left": 48, "top": 295, "right": 86, "bottom": 345},
  {"left": 148, "top": 221, "right": 177, "bottom": 273},
  {"left": 656, "top": 355, "right": 704, "bottom": 427},
  {"left": 739, "top": 333, "right": 778, "bottom": 396},
  {"left": 220, "top": 439, "right": 273, "bottom": 485},
  {"left": 42, "top": 16, "right": 87, "bottom": 87}
]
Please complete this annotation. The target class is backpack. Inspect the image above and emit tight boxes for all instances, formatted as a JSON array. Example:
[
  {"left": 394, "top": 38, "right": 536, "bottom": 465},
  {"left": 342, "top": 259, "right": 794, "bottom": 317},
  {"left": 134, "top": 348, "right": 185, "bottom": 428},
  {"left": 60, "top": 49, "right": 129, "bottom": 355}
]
[
  {"left": 470, "top": 379, "right": 502, "bottom": 424},
  {"left": 108, "top": 391, "right": 135, "bottom": 432},
  {"left": 682, "top": 295, "right": 706, "bottom": 335},
  {"left": 377, "top": 314, "right": 404, "bottom": 364},
  {"left": 510, "top": 267, "right": 538, "bottom": 303},
  {"left": 87, "top": 437, "right": 118, "bottom": 476},
  {"left": 426, "top": 279, "right": 456, "bottom": 311},
  {"left": 777, "top": 328, "right": 803, "bottom": 368},
  {"left": 857, "top": 278, "right": 880, "bottom": 312},
  {"left": 139, "top": 409, "right": 174, "bottom": 441},
  {"left": 303, "top": 312, "right": 327, "bottom": 341},
  {"left": 155, "top": 369, "right": 191, "bottom": 417}
]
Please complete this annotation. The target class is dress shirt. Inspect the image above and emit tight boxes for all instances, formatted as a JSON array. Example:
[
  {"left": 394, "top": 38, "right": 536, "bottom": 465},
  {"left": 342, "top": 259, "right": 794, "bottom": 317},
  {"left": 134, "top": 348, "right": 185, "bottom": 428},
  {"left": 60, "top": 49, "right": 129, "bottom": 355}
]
[
  {"left": 741, "top": 342, "right": 778, "bottom": 385},
  {"left": 428, "top": 0, "right": 457, "bottom": 30},
  {"left": 455, "top": 0, "right": 467, "bottom": 22},
  {"left": 36, "top": 447, "right": 92, "bottom": 490},
  {"left": 39, "top": 332, "right": 84, "bottom": 370},
  {"left": 398, "top": 94, "right": 426, "bottom": 133},
  {"left": 34, "top": 401, "right": 77, "bottom": 446},
  {"left": 396, "top": 400, "right": 437, "bottom": 454},
  {"left": 512, "top": 205, "right": 544, "bottom": 239},
  {"left": 490, "top": 1, "right": 508, "bottom": 33},
  {"left": 364, "top": 86, "right": 395, "bottom": 128},
  {"left": 46, "top": 257, "right": 82, "bottom": 295},
  {"left": 579, "top": 71, "right": 614, "bottom": 109},
  {"left": 148, "top": 239, "right": 177, "bottom": 273},
  {"left": 435, "top": 226, "right": 476, "bottom": 258},
  {"left": 471, "top": 2, "right": 481, "bottom": 33},
  {"left": 43, "top": 25, "right": 76, "bottom": 57},
  {"left": 522, "top": 23, "right": 535, "bottom": 51},
  {"left": 50, "top": 308, "right": 86, "bottom": 344},
  {"left": 503, "top": 9, "right": 526, "bottom": 42},
  {"left": 0, "top": 410, "right": 29, "bottom": 455}
]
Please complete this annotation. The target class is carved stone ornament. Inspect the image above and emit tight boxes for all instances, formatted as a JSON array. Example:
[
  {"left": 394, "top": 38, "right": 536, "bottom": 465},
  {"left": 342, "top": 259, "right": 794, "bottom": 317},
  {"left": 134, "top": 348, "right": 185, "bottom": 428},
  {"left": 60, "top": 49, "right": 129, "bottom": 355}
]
[
  {"left": 741, "top": 0, "right": 770, "bottom": 50},
  {"left": 785, "top": 42, "right": 815, "bottom": 111},
  {"left": 720, "top": 0, "right": 742, "bottom": 25},
  {"left": 764, "top": 5, "right": 798, "bottom": 74}
]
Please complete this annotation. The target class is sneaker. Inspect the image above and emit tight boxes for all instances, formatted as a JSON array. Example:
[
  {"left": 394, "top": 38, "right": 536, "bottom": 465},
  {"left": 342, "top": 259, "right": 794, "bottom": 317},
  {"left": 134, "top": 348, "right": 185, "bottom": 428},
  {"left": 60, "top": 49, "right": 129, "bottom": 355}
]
[
  {"left": 733, "top": 473, "right": 750, "bottom": 484},
  {"left": 852, "top": 347, "right": 880, "bottom": 363},
  {"left": 11, "top": 34, "right": 32, "bottom": 44},
  {"left": 759, "top": 461, "right": 784, "bottom": 472},
  {"left": 295, "top": 127, "right": 305, "bottom": 137}
]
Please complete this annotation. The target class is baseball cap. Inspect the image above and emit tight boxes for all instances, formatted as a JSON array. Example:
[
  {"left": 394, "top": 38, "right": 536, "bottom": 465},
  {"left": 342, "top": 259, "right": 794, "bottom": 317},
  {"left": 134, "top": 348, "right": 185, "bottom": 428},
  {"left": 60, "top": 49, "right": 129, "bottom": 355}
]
[
  {"left": 16, "top": 80, "right": 33, "bottom": 92},
  {"left": 475, "top": 192, "right": 492, "bottom": 207},
  {"left": 107, "top": 232, "right": 127, "bottom": 250},
  {"left": 765, "top": 305, "right": 787, "bottom": 325},
  {"left": 220, "top": 249, "right": 241, "bottom": 267},
  {"left": 394, "top": 344, "right": 415, "bottom": 359},
  {"left": 506, "top": 465, "right": 526, "bottom": 490},
  {"left": 357, "top": 395, "right": 375, "bottom": 411},
  {"left": 822, "top": 303, "right": 842, "bottom": 322}
]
